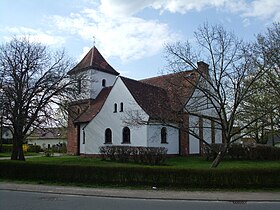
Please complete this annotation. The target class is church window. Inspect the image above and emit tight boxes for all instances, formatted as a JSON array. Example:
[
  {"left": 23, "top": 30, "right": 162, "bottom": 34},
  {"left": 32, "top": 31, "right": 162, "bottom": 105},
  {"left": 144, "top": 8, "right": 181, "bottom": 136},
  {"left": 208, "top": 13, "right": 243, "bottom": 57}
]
[
  {"left": 114, "top": 103, "right": 117, "bottom": 113},
  {"left": 102, "top": 79, "right": 106, "bottom": 87},
  {"left": 82, "top": 129, "right": 86, "bottom": 144},
  {"left": 105, "top": 128, "right": 112, "bottom": 144},
  {"left": 120, "top": 102, "right": 124, "bottom": 112},
  {"left": 122, "top": 127, "right": 130, "bottom": 144},
  {"left": 161, "top": 127, "right": 167, "bottom": 143}
]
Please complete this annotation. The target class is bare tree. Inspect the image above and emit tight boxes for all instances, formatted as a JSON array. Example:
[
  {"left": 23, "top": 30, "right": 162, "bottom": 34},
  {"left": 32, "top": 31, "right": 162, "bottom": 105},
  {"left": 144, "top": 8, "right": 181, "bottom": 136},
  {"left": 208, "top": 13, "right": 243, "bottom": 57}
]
[
  {"left": 0, "top": 37, "right": 78, "bottom": 160},
  {"left": 238, "top": 23, "right": 280, "bottom": 145},
  {"left": 165, "top": 23, "right": 274, "bottom": 167}
]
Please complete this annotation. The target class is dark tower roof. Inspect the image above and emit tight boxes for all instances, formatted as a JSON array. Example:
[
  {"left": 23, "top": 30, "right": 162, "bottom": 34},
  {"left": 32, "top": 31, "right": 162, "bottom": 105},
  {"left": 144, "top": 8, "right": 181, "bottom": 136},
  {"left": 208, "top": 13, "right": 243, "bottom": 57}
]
[{"left": 68, "top": 47, "right": 119, "bottom": 76}]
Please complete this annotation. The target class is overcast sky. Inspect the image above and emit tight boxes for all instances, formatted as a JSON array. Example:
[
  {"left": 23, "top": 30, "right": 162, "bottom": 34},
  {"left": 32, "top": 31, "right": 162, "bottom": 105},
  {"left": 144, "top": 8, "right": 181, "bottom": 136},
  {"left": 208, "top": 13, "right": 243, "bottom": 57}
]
[{"left": 1, "top": 0, "right": 279, "bottom": 79}]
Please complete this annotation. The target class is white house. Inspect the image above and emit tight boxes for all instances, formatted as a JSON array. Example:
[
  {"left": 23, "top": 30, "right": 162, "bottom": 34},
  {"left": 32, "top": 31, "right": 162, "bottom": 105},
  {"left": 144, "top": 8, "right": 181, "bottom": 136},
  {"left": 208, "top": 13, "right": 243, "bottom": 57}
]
[
  {"left": 27, "top": 127, "right": 67, "bottom": 149},
  {"left": 67, "top": 46, "right": 223, "bottom": 156}
]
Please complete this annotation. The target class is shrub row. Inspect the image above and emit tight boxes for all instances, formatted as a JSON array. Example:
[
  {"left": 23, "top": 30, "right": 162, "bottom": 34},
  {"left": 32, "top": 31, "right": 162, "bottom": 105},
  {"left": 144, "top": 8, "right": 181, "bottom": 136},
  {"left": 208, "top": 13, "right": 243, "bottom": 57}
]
[
  {"left": 27, "top": 145, "right": 42, "bottom": 153},
  {"left": 0, "top": 144, "right": 13, "bottom": 153},
  {"left": 99, "top": 146, "right": 167, "bottom": 165},
  {"left": 203, "top": 143, "right": 280, "bottom": 160},
  {"left": 0, "top": 161, "right": 280, "bottom": 189}
]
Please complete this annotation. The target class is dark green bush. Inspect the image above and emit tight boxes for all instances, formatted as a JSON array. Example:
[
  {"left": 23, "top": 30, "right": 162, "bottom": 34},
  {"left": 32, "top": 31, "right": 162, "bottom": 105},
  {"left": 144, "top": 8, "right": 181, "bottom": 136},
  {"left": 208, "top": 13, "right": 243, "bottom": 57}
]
[
  {"left": 51, "top": 143, "right": 67, "bottom": 153},
  {"left": 99, "top": 146, "right": 167, "bottom": 165},
  {"left": 203, "top": 143, "right": 280, "bottom": 161},
  {"left": 27, "top": 145, "right": 42, "bottom": 153},
  {"left": 0, "top": 144, "right": 13, "bottom": 153},
  {"left": 0, "top": 161, "right": 279, "bottom": 189}
]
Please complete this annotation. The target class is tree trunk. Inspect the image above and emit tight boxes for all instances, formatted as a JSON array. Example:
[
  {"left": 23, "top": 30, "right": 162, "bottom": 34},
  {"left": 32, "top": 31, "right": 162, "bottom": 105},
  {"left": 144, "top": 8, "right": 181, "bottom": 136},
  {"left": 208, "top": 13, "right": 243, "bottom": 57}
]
[
  {"left": 211, "top": 144, "right": 228, "bottom": 168},
  {"left": 11, "top": 137, "right": 25, "bottom": 161}
]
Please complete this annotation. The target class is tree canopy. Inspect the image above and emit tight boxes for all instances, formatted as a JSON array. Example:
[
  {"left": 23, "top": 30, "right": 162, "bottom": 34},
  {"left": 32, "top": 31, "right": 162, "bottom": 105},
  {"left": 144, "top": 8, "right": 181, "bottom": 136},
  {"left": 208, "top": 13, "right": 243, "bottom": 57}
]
[{"left": 0, "top": 37, "right": 77, "bottom": 160}]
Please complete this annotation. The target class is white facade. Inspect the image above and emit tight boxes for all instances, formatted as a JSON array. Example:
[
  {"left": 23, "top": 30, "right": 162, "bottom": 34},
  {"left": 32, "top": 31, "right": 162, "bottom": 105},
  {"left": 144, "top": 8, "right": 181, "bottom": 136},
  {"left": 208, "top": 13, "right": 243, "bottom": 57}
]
[
  {"left": 75, "top": 69, "right": 117, "bottom": 101},
  {"left": 90, "top": 70, "right": 117, "bottom": 99},
  {"left": 147, "top": 124, "right": 179, "bottom": 154},
  {"left": 81, "top": 77, "right": 149, "bottom": 155}
]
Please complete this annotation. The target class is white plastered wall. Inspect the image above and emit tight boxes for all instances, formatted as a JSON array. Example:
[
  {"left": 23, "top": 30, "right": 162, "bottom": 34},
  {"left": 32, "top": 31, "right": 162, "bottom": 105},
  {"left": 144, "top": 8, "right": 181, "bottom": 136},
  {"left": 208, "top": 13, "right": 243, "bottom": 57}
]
[
  {"left": 82, "top": 77, "right": 149, "bottom": 154},
  {"left": 147, "top": 124, "right": 179, "bottom": 154}
]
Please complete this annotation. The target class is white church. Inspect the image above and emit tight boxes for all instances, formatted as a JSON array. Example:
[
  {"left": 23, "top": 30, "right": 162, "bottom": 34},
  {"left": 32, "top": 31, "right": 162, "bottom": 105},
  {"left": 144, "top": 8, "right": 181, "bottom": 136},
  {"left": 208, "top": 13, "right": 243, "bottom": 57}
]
[{"left": 67, "top": 46, "right": 223, "bottom": 156}]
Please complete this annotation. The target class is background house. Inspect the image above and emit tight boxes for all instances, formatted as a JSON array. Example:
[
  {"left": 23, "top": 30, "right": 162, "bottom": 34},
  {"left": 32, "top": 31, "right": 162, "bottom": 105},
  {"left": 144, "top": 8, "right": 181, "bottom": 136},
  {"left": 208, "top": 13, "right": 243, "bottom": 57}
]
[{"left": 27, "top": 127, "right": 67, "bottom": 149}]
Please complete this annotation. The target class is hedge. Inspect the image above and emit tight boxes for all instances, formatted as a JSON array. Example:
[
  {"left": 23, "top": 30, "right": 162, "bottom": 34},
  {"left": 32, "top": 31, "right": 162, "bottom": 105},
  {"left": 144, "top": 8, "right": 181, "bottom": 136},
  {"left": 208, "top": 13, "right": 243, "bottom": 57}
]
[
  {"left": 0, "top": 161, "right": 279, "bottom": 189},
  {"left": 203, "top": 143, "right": 280, "bottom": 161},
  {"left": 99, "top": 146, "right": 167, "bottom": 165}
]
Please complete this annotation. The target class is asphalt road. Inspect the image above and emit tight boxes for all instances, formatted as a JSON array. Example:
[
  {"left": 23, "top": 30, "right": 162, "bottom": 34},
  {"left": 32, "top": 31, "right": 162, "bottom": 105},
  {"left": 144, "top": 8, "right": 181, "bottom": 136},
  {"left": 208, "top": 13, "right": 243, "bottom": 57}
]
[{"left": 1, "top": 190, "right": 280, "bottom": 210}]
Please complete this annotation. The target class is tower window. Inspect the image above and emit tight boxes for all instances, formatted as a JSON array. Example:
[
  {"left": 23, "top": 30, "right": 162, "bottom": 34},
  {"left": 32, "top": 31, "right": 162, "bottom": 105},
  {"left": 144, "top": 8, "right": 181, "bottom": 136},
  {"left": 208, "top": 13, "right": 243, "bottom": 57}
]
[
  {"left": 120, "top": 102, "right": 124, "bottom": 112},
  {"left": 114, "top": 103, "right": 117, "bottom": 113},
  {"left": 161, "top": 127, "right": 167, "bottom": 143},
  {"left": 102, "top": 79, "right": 106, "bottom": 87},
  {"left": 105, "top": 128, "right": 112, "bottom": 144},
  {"left": 122, "top": 127, "right": 130, "bottom": 144}
]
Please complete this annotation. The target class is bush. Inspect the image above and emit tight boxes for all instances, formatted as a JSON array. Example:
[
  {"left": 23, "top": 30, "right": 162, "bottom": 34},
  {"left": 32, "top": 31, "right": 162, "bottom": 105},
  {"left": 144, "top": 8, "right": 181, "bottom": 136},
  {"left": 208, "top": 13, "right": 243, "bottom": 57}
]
[
  {"left": 44, "top": 149, "right": 54, "bottom": 157},
  {"left": 51, "top": 143, "right": 67, "bottom": 153},
  {"left": 203, "top": 143, "right": 280, "bottom": 161},
  {"left": 27, "top": 145, "right": 42, "bottom": 153},
  {"left": 99, "top": 146, "right": 167, "bottom": 165},
  {"left": 0, "top": 144, "right": 13, "bottom": 153}
]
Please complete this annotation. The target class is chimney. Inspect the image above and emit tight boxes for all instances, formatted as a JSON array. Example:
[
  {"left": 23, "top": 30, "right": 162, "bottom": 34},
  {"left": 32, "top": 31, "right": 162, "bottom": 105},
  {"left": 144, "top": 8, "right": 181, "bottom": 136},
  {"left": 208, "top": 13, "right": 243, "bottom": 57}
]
[{"left": 197, "top": 61, "right": 209, "bottom": 71}]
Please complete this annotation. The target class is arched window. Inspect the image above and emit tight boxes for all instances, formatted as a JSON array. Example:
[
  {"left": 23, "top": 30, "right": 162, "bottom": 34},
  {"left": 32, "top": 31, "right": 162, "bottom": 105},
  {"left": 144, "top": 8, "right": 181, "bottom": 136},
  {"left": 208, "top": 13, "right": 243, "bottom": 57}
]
[
  {"left": 161, "top": 127, "right": 167, "bottom": 143},
  {"left": 105, "top": 128, "right": 112, "bottom": 144},
  {"left": 82, "top": 129, "right": 86, "bottom": 144},
  {"left": 122, "top": 127, "right": 130, "bottom": 144},
  {"left": 102, "top": 79, "right": 106, "bottom": 87},
  {"left": 114, "top": 103, "right": 117, "bottom": 113},
  {"left": 120, "top": 102, "right": 124, "bottom": 112}
]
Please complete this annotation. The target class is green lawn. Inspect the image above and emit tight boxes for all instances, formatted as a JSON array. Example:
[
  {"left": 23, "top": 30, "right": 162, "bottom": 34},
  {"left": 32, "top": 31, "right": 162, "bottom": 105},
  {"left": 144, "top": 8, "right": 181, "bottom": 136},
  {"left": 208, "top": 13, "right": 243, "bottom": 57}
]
[{"left": 20, "top": 155, "right": 280, "bottom": 169}]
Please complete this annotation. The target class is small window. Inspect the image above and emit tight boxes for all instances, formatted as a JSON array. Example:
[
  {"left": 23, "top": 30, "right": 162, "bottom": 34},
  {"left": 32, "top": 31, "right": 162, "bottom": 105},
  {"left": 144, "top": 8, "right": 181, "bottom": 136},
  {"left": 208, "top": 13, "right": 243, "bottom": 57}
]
[
  {"left": 105, "top": 128, "right": 112, "bottom": 144},
  {"left": 114, "top": 103, "right": 117, "bottom": 113},
  {"left": 161, "top": 127, "right": 167, "bottom": 143},
  {"left": 77, "top": 79, "right": 82, "bottom": 94},
  {"left": 102, "top": 79, "right": 106, "bottom": 87},
  {"left": 120, "top": 102, "right": 123, "bottom": 112},
  {"left": 122, "top": 127, "right": 130, "bottom": 144},
  {"left": 82, "top": 129, "right": 86, "bottom": 144}
]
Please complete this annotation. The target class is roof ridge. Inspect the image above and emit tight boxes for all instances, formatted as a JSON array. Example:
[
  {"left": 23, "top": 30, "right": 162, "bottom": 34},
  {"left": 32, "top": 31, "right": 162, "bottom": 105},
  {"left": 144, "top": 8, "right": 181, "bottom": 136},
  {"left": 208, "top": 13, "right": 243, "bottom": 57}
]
[{"left": 140, "top": 69, "right": 196, "bottom": 82}]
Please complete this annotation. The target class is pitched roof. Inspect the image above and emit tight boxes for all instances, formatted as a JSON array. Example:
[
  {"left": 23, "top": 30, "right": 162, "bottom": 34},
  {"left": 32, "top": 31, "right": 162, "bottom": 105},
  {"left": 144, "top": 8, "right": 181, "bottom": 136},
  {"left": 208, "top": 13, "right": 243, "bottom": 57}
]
[
  {"left": 74, "top": 87, "right": 112, "bottom": 123},
  {"left": 29, "top": 127, "right": 67, "bottom": 139},
  {"left": 68, "top": 47, "right": 119, "bottom": 76},
  {"left": 121, "top": 77, "right": 177, "bottom": 122}
]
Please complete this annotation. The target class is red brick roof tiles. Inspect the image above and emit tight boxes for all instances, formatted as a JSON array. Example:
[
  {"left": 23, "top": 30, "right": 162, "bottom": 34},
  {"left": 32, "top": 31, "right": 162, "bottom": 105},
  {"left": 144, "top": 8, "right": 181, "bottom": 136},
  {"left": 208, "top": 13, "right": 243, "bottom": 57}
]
[
  {"left": 68, "top": 47, "right": 119, "bottom": 76},
  {"left": 74, "top": 87, "right": 112, "bottom": 123}
]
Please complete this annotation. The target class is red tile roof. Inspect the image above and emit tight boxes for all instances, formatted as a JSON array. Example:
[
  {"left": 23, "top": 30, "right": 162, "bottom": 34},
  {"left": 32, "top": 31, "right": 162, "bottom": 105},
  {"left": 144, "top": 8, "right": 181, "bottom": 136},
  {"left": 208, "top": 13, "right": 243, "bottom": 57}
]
[
  {"left": 121, "top": 77, "right": 175, "bottom": 121},
  {"left": 141, "top": 70, "right": 199, "bottom": 111},
  {"left": 74, "top": 87, "right": 112, "bottom": 123},
  {"left": 68, "top": 47, "right": 119, "bottom": 76}
]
